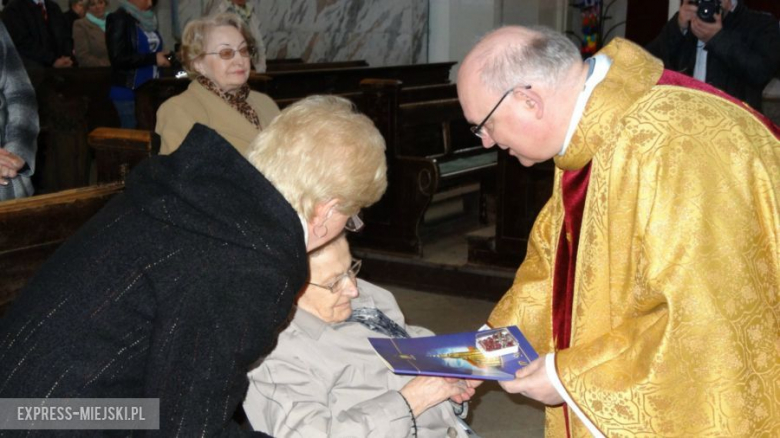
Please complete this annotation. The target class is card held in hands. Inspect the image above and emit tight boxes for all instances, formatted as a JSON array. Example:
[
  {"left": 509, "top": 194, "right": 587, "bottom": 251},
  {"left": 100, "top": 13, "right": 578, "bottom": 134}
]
[{"left": 368, "top": 325, "right": 538, "bottom": 381}]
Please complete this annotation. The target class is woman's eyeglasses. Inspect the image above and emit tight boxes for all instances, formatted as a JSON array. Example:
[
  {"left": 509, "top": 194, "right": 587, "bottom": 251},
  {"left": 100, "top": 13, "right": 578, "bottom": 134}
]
[
  {"left": 204, "top": 46, "right": 255, "bottom": 60},
  {"left": 345, "top": 214, "right": 364, "bottom": 233},
  {"left": 309, "top": 259, "right": 362, "bottom": 294}
]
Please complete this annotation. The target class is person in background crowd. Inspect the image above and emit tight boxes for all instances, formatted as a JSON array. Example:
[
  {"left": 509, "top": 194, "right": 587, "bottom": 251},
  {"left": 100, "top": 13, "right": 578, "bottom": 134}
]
[
  {"left": 106, "top": 0, "right": 170, "bottom": 128},
  {"left": 646, "top": 0, "right": 780, "bottom": 111},
  {"left": 73, "top": 0, "right": 110, "bottom": 67},
  {"left": 458, "top": 25, "right": 779, "bottom": 436},
  {"left": 63, "top": 0, "right": 87, "bottom": 33},
  {"left": 205, "top": 0, "right": 267, "bottom": 72},
  {"left": 156, "top": 13, "right": 278, "bottom": 155},
  {"left": 2, "top": 0, "right": 74, "bottom": 70},
  {"left": 0, "top": 95, "right": 387, "bottom": 436},
  {"left": 0, "top": 22, "right": 38, "bottom": 201},
  {"left": 245, "top": 234, "right": 475, "bottom": 437}
]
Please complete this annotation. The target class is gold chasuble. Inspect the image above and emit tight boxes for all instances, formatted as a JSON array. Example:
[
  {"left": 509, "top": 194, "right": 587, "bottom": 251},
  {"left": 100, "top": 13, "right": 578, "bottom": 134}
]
[{"left": 488, "top": 38, "right": 779, "bottom": 437}]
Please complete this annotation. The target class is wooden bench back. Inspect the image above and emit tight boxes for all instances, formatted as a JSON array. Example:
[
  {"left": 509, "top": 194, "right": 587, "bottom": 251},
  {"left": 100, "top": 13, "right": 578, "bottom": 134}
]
[
  {"left": 134, "top": 62, "right": 455, "bottom": 130},
  {"left": 266, "top": 60, "right": 369, "bottom": 72},
  {"left": 0, "top": 183, "right": 124, "bottom": 315}
]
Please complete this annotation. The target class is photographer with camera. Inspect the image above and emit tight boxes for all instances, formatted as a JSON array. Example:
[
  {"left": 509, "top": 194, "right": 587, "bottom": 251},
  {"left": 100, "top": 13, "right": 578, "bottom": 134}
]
[{"left": 646, "top": 0, "right": 780, "bottom": 112}]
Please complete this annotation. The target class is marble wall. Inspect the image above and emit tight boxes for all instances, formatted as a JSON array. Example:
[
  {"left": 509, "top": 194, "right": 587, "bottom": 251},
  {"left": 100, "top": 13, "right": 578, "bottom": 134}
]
[{"left": 176, "top": 0, "right": 429, "bottom": 66}]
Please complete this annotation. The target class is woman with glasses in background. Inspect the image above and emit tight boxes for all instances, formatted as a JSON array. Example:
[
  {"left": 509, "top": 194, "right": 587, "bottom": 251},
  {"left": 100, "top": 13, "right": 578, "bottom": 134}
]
[
  {"left": 245, "top": 234, "right": 477, "bottom": 438},
  {"left": 155, "top": 13, "right": 279, "bottom": 156}
]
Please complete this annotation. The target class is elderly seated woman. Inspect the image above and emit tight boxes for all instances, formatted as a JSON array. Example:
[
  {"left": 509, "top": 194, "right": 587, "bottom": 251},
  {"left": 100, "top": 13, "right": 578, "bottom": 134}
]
[
  {"left": 244, "top": 234, "right": 477, "bottom": 437},
  {"left": 155, "top": 12, "right": 279, "bottom": 155}
]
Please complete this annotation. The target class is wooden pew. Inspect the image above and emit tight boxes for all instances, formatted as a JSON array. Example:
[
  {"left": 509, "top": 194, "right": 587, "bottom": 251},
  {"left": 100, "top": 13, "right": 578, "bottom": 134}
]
[
  {"left": 266, "top": 60, "right": 369, "bottom": 72},
  {"left": 89, "top": 129, "right": 156, "bottom": 184},
  {"left": 350, "top": 79, "right": 498, "bottom": 255},
  {"left": 134, "top": 62, "right": 456, "bottom": 130},
  {"left": 467, "top": 152, "right": 554, "bottom": 268},
  {"left": 0, "top": 182, "right": 124, "bottom": 315}
]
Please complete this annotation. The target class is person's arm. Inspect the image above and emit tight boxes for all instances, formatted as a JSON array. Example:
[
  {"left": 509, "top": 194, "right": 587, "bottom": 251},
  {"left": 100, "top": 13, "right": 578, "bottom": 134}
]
[
  {"left": 105, "top": 12, "right": 158, "bottom": 70},
  {"left": 0, "top": 23, "right": 38, "bottom": 181},
  {"left": 645, "top": 13, "right": 690, "bottom": 65},
  {"left": 704, "top": 14, "right": 780, "bottom": 88},
  {"left": 155, "top": 97, "right": 197, "bottom": 155},
  {"left": 145, "top": 267, "right": 292, "bottom": 437},
  {"left": 246, "top": 354, "right": 416, "bottom": 438}
]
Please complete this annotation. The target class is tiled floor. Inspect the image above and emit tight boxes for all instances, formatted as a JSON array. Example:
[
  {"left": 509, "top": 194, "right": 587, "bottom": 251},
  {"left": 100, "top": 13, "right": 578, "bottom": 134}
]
[{"left": 384, "top": 283, "right": 545, "bottom": 437}]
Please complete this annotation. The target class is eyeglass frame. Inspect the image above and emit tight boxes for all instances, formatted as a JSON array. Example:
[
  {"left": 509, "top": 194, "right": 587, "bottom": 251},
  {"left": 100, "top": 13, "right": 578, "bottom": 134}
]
[
  {"left": 203, "top": 45, "right": 256, "bottom": 60},
  {"left": 308, "top": 259, "right": 362, "bottom": 294},
  {"left": 470, "top": 84, "right": 532, "bottom": 139},
  {"left": 344, "top": 214, "right": 364, "bottom": 233}
]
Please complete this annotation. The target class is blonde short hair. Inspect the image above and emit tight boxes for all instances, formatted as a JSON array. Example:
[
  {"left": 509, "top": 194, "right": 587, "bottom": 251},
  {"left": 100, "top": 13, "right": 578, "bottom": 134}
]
[
  {"left": 180, "top": 13, "right": 255, "bottom": 77},
  {"left": 247, "top": 95, "right": 388, "bottom": 222}
]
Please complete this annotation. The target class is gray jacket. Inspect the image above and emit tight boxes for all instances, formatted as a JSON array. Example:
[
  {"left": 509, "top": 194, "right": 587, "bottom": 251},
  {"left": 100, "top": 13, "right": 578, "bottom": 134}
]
[
  {"left": 245, "top": 279, "right": 467, "bottom": 438},
  {"left": 0, "top": 22, "right": 38, "bottom": 201}
]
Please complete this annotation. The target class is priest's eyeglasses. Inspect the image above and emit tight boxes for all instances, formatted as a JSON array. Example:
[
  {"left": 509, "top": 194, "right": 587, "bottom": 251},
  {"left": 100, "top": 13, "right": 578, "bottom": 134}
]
[
  {"left": 470, "top": 84, "right": 532, "bottom": 139},
  {"left": 204, "top": 46, "right": 255, "bottom": 60},
  {"left": 309, "top": 259, "right": 362, "bottom": 294}
]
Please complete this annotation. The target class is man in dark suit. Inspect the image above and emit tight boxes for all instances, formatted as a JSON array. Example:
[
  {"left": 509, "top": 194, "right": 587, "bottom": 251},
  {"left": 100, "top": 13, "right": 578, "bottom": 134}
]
[
  {"left": 646, "top": 0, "right": 780, "bottom": 112},
  {"left": 1, "top": 0, "right": 74, "bottom": 71}
]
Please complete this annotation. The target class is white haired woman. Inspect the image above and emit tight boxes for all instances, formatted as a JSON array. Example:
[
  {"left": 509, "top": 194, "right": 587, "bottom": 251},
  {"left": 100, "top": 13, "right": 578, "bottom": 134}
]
[
  {"left": 156, "top": 12, "right": 278, "bottom": 156},
  {"left": 0, "top": 95, "right": 387, "bottom": 436}
]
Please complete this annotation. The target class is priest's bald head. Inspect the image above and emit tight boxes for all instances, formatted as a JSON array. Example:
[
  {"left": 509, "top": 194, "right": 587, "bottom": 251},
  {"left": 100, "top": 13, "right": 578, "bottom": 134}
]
[{"left": 457, "top": 26, "right": 587, "bottom": 167}]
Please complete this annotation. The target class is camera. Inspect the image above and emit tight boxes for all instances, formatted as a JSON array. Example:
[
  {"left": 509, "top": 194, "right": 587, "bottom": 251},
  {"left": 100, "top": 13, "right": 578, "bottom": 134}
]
[{"left": 690, "top": 0, "right": 722, "bottom": 23}]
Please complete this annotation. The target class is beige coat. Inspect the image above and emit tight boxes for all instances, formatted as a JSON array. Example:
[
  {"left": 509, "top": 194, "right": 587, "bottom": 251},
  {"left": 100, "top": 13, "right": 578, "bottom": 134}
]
[
  {"left": 73, "top": 18, "right": 109, "bottom": 67},
  {"left": 155, "top": 80, "right": 279, "bottom": 156}
]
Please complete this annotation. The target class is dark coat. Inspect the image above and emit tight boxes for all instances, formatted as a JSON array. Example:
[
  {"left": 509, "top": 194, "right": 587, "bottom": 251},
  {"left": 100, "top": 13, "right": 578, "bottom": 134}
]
[
  {"left": 1, "top": 0, "right": 72, "bottom": 68},
  {"left": 646, "top": 3, "right": 780, "bottom": 111},
  {"left": 0, "top": 22, "right": 38, "bottom": 200},
  {"left": 106, "top": 7, "right": 159, "bottom": 89},
  {"left": 0, "top": 124, "right": 308, "bottom": 436}
]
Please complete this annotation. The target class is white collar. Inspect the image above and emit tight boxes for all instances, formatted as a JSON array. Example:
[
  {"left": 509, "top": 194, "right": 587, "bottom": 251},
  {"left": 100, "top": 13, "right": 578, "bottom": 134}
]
[
  {"left": 558, "top": 54, "right": 612, "bottom": 156},
  {"left": 298, "top": 214, "right": 309, "bottom": 248}
]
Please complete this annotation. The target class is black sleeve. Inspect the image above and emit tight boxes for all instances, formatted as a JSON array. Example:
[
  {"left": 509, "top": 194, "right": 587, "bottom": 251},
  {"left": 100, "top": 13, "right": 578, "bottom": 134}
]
[
  {"left": 645, "top": 14, "right": 688, "bottom": 68},
  {"left": 144, "top": 267, "right": 291, "bottom": 437},
  {"left": 105, "top": 11, "right": 157, "bottom": 71},
  {"left": 705, "top": 14, "right": 780, "bottom": 88}
]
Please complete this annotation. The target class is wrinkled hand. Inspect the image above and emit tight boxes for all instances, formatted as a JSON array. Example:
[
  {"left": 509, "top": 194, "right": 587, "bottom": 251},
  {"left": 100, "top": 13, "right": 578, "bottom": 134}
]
[
  {"left": 53, "top": 56, "right": 73, "bottom": 68},
  {"left": 690, "top": 12, "right": 723, "bottom": 43},
  {"left": 400, "top": 376, "right": 476, "bottom": 417},
  {"left": 677, "top": 2, "right": 699, "bottom": 31},
  {"left": 156, "top": 52, "right": 172, "bottom": 68},
  {"left": 498, "top": 357, "right": 563, "bottom": 406},
  {"left": 0, "top": 149, "right": 25, "bottom": 186}
]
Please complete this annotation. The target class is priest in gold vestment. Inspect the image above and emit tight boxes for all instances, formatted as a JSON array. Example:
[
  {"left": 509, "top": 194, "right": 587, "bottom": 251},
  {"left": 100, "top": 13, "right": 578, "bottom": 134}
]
[{"left": 458, "top": 26, "right": 779, "bottom": 437}]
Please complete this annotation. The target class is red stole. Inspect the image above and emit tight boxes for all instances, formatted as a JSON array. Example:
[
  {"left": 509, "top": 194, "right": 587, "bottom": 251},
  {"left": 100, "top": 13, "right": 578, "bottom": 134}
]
[{"left": 552, "top": 162, "right": 591, "bottom": 437}]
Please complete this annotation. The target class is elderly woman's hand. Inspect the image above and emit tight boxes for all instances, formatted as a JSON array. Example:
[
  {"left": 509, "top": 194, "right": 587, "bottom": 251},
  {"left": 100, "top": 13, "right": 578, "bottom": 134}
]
[{"left": 399, "top": 376, "right": 476, "bottom": 417}]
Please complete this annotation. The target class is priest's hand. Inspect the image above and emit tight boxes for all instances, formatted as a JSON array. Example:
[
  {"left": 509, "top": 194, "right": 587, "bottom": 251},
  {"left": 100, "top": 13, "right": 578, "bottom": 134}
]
[{"left": 498, "top": 356, "right": 563, "bottom": 406}]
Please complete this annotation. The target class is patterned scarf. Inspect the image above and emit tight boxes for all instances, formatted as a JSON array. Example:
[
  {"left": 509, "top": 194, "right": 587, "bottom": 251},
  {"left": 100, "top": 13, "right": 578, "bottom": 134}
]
[
  {"left": 118, "top": 0, "right": 157, "bottom": 32},
  {"left": 197, "top": 75, "right": 260, "bottom": 129},
  {"left": 347, "top": 307, "right": 410, "bottom": 339}
]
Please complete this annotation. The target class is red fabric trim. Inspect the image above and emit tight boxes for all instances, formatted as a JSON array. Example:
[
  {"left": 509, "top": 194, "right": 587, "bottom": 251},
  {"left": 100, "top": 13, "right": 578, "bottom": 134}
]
[
  {"left": 552, "top": 162, "right": 591, "bottom": 351},
  {"left": 552, "top": 162, "right": 591, "bottom": 437},
  {"left": 657, "top": 69, "right": 780, "bottom": 139}
]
